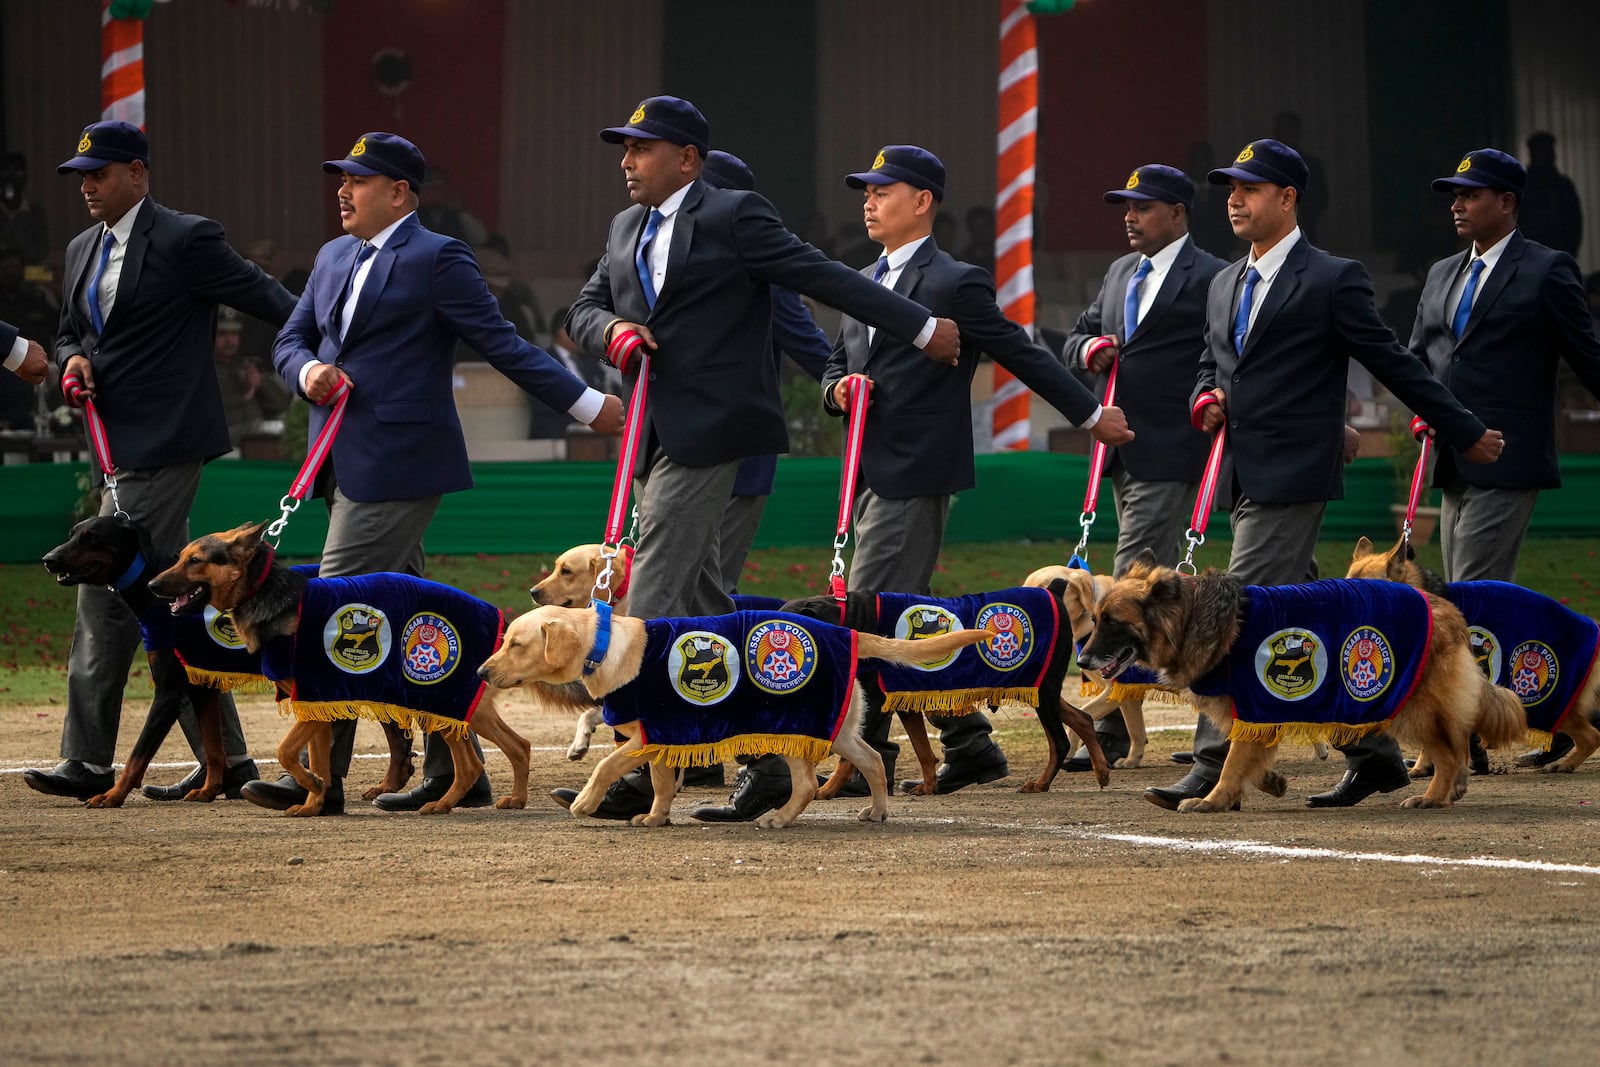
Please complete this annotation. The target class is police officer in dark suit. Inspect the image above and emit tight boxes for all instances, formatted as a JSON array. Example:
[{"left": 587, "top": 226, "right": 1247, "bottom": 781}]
[
  {"left": 23, "top": 122, "right": 296, "bottom": 803},
  {"left": 562, "top": 100, "right": 961, "bottom": 819},
  {"left": 1149, "top": 138, "right": 1504, "bottom": 812},
  {"left": 817, "top": 145, "right": 1131, "bottom": 796},
  {"left": 1057, "top": 164, "right": 1228, "bottom": 770}
]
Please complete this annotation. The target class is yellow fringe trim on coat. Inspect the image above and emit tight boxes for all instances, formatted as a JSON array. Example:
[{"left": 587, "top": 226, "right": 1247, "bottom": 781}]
[
  {"left": 628, "top": 732, "right": 835, "bottom": 769},
  {"left": 1523, "top": 727, "right": 1554, "bottom": 751},
  {"left": 882, "top": 687, "right": 1039, "bottom": 714},
  {"left": 180, "top": 667, "right": 276, "bottom": 694},
  {"left": 284, "top": 699, "right": 471, "bottom": 740},
  {"left": 1227, "top": 719, "right": 1388, "bottom": 747},
  {"left": 1077, "top": 677, "right": 1187, "bottom": 705}
]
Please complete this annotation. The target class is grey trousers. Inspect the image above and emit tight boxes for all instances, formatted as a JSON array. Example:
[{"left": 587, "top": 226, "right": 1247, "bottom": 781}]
[
  {"left": 1441, "top": 485, "right": 1539, "bottom": 583},
  {"left": 629, "top": 453, "right": 741, "bottom": 620},
  {"left": 62, "top": 461, "right": 249, "bottom": 768},
  {"left": 319, "top": 487, "right": 452, "bottom": 778},
  {"left": 716, "top": 493, "right": 767, "bottom": 596}
]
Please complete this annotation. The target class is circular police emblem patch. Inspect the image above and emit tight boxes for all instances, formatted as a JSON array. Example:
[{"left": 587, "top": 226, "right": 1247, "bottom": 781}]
[
  {"left": 1235, "top": 144, "right": 1256, "bottom": 164},
  {"left": 1508, "top": 640, "right": 1559, "bottom": 707},
  {"left": 1468, "top": 626, "right": 1502, "bottom": 685},
  {"left": 668, "top": 630, "right": 738, "bottom": 706},
  {"left": 1254, "top": 628, "right": 1325, "bottom": 701},
  {"left": 1340, "top": 626, "right": 1395, "bottom": 702},
  {"left": 1125, "top": 170, "right": 1140, "bottom": 190},
  {"left": 975, "top": 602, "right": 1033, "bottom": 672},
  {"left": 324, "top": 602, "right": 391, "bottom": 674},
  {"left": 1456, "top": 155, "right": 1473, "bottom": 174},
  {"left": 401, "top": 612, "right": 461, "bottom": 685},
  {"left": 351, "top": 136, "right": 367, "bottom": 157},
  {"left": 745, "top": 619, "right": 817, "bottom": 695},
  {"left": 893, "top": 604, "right": 964, "bottom": 671},
  {"left": 203, "top": 605, "right": 246, "bottom": 650},
  {"left": 78, "top": 134, "right": 93, "bottom": 153},
  {"left": 630, "top": 104, "right": 647, "bottom": 124}
]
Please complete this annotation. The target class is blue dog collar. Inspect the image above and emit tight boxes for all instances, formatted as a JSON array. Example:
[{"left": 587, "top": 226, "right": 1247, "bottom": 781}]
[
  {"left": 111, "top": 550, "right": 147, "bottom": 591},
  {"left": 583, "top": 600, "right": 613, "bottom": 675}
]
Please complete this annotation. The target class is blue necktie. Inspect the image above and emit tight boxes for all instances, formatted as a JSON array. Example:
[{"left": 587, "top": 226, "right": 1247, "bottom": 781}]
[
  {"left": 1122, "top": 256, "right": 1154, "bottom": 341},
  {"left": 1232, "top": 266, "right": 1262, "bottom": 355},
  {"left": 88, "top": 229, "right": 115, "bottom": 334},
  {"left": 1451, "top": 257, "right": 1485, "bottom": 339},
  {"left": 636, "top": 208, "right": 665, "bottom": 309},
  {"left": 334, "top": 241, "right": 376, "bottom": 339},
  {"left": 873, "top": 255, "right": 890, "bottom": 284}
]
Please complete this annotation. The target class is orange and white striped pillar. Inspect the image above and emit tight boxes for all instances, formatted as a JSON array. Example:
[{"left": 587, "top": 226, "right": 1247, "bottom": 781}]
[
  {"left": 991, "top": 0, "right": 1038, "bottom": 451},
  {"left": 101, "top": 1, "right": 146, "bottom": 128}
]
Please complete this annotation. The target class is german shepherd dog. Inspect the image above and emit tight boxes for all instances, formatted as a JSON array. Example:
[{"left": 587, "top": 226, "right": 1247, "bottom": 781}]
[
  {"left": 477, "top": 604, "right": 991, "bottom": 827},
  {"left": 1077, "top": 554, "right": 1526, "bottom": 811},
  {"left": 782, "top": 581, "right": 1111, "bottom": 796},
  {"left": 40, "top": 515, "right": 241, "bottom": 807},
  {"left": 148, "top": 521, "right": 534, "bottom": 817},
  {"left": 1348, "top": 534, "right": 1600, "bottom": 774}
]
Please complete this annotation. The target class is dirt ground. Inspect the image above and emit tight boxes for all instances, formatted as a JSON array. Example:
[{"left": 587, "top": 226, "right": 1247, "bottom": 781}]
[{"left": 3, "top": 691, "right": 1597, "bottom": 1067}]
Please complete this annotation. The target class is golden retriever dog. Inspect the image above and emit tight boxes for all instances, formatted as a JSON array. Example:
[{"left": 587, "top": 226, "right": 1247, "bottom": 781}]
[
  {"left": 478, "top": 604, "right": 991, "bottom": 828},
  {"left": 149, "top": 522, "right": 535, "bottom": 817},
  {"left": 530, "top": 542, "right": 629, "bottom": 761},
  {"left": 1077, "top": 556, "right": 1526, "bottom": 811},
  {"left": 1348, "top": 534, "right": 1600, "bottom": 774}
]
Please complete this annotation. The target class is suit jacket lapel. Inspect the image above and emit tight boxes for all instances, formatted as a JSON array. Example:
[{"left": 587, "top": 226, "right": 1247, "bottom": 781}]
[
  {"left": 102, "top": 199, "right": 155, "bottom": 335},
  {"left": 1240, "top": 240, "right": 1306, "bottom": 361},
  {"left": 1103, "top": 255, "right": 1136, "bottom": 341},
  {"left": 652, "top": 180, "right": 702, "bottom": 311},
  {"left": 342, "top": 216, "right": 417, "bottom": 345},
  {"left": 65, "top": 230, "right": 96, "bottom": 331},
  {"left": 1455, "top": 232, "right": 1522, "bottom": 348},
  {"left": 322, "top": 239, "right": 362, "bottom": 339},
  {"left": 1134, "top": 240, "right": 1192, "bottom": 341},
  {"left": 870, "top": 237, "right": 937, "bottom": 357}
]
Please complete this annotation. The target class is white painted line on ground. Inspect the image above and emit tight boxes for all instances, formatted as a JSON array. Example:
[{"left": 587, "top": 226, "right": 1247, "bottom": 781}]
[{"left": 0, "top": 748, "right": 583, "bottom": 773}]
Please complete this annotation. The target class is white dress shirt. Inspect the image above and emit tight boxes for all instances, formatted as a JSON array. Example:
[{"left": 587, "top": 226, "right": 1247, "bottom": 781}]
[
  {"left": 4, "top": 336, "right": 28, "bottom": 372},
  {"left": 1073, "top": 233, "right": 1191, "bottom": 367},
  {"left": 1237, "top": 226, "right": 1303, "bottom": 343},
  {"left": 1444, "top": 229, "right": 1515, "bottom": 322},
  {"left": 79, "top": 195, "right": 146, "bottom": 328},
  {"left": 641, "top": 181, "right": 693, "bottom": 297}
]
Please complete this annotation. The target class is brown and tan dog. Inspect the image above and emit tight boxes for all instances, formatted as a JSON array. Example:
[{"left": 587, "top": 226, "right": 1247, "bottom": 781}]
[
  {"left": 1348, "top": 534, "right": 1600, "bottom": 773},
  {"left": 148, "top": 521, "right": 536, "bottom": 816},
  {"left": 478, "top": 604, "right": 991, "bottom": 827},
  {"left": 1077, "top": 557, "right": 1527, "bottom": 811}
]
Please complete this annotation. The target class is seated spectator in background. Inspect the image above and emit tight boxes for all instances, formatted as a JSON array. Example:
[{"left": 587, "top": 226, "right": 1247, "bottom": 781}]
[
  {"left": 213, "top": 309, "right": 291, "bottom": 448},
  {"left": 529, "top": 305, "right": 618, "bottom": 439},
  {"left": 418, "top": 164, "right": 489, "bottom": 247},
  {"left": 455, "top": 235, "right": 544, "bottom": 362},
  {"left": 932, "top": 212, "right": 958, "bottom": 259},
  {"left": 1521, "top": 131, "right": 1582, "bottom": 257},
  {"left": 958, "top": 204, "right": 995, "bottom": 277},
  {"left": 0, "top": 243, "right": 54, "bottom": 428},
  {"left": 0, "top": 153, "right": 49, "bottom": 266},
  {"left": 1560, "top": 271, "right": 1600, "bottom": 412}
]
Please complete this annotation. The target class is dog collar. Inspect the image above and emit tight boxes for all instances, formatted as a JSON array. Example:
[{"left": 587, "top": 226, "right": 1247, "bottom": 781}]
[
  {"left": 110, "top": 550, "right": 148, "bottom": 591},
  {"left": 583, "top": 600, "right": 613, "bottom": 675},
  {"left": 242, "top": 543, "right": 277, "bottom": 600}
]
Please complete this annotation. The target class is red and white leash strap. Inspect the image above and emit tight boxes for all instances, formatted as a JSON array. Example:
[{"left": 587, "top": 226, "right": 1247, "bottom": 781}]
[
  {"left": 264, "top": 376, "right": 352, "bottom": 544},
  {"left": 61, "top": 371, "right": 126, "bottom": 517},
  {"left": 828, "top": 377, "right": 873, "bottom": 617},
  {"left": 1403, "top": 416, "right": 1434, "bottom": 548},
  {"left": 593, "top": 329, "right": 651, "bottom": 604},
  {"left": 1178, "top": 426, "right": 1227, "bottom": 575},
  {"left": 1072, "top": 346, "right": 1120, "bottom": 560}
]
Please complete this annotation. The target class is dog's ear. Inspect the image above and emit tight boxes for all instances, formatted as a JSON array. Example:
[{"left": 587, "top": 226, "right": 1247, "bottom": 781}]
[
  {"left": 1144, "top": 571, "right": 1185, "bottom": 610},
  {"left": 1061, "top": 569, "right": 1095, "bottom": 613},
  {"left": 1352, "top": 536, "right": 1375, "bottom": 561},
  {"left": 541, "top": 616, "right": 587, "bottom": 669},
  {"left": 1404, "top": 543, "right": 1416, "bottom": 562},
  {"left": 229, "top": 520, "right": 270, "bottom": 547},
  {"left": 1124, "top": 548, "right": 1159, "bottom": 580}
]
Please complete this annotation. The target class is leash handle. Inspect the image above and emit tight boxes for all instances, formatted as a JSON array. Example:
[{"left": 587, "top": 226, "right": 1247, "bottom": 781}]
[
  {"left": 594, "top": 337, "right": 651, "bottom": 602},
  {"left": 1178, "top": 425, "right": 1226, "bottom": 575},
  {"left": 266, "top": 378, "right": 351, "bottom": 543},
  {"left": 828, "top": 377, "right": 873, "bottom": 603},
  {"left": 1403, "top": 431, "right": 1433, "bottom": 548},
  {"left": 1073, "top": 354, "right": 1120, "bottom": 559}
]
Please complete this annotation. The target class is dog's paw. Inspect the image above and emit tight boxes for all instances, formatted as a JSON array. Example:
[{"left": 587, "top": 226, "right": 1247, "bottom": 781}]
[
  {"left": 494, "top": 796, "right": 527, "bottom": 809},
  {"left": 361, "top": 785, "right": 387, "bottom": 801},
  {"left": 84, "top": 791, "right": 124, "bottom": 809},
  {"left": 564, "top": 744, "right": 588, "bottom": 761},
  {"left": 1408, "top": 765, "right": 1433, "bottom": 779},
  {"left": 1259, "top": 770, "right": 1288, "bottom": 798},
  {"left": 183, "top": 789, "right": 219, "bottom": 803},
  {"left": 1312, "top": 742, "right": 1330, "bottom": 760},
  {"left": 755, "top": 812, "right": 794, "bottom": 829},
  {"left": 1017, "top": 781, "right": 1049, "bottom": 793},
  {"left": 1114, "top": 755, "right": 1143, "bottom": 769},
  {"left": 629, "top": 813, "right": 671, "bottom": 827},
  {"left": 1400, "top": 795, "right": 1452, "bottom": 809},
  {"left": 901, "top": 781, "right": 937, "bottom": 796},
  {"left": 856, "top": 806, "right": 887, "bottom": 823},
  {"left": 285, "top": 803, "right": 319, "bottom": 818},
  {"left": 1176, "top": 796, "right": 1233, "bottom": 813},
  {"left": 1541, "top": 762, "right": 1577, "bottom": 775}
]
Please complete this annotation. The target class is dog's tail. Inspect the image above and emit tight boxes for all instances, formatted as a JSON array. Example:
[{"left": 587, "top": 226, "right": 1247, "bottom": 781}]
[
  {"left": 1473, "top": 677, "right": 1528, "bottom": 750},
  {"left": 857, "top": 629, "right": 990, "bottom": 666}
]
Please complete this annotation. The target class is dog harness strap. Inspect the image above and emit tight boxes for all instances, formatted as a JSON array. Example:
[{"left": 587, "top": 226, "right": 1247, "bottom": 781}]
[
  {"left": 110, "top": 549, "right": 146, "bottom": 591},
  {"left": 1074, "top": 357, "right": 1120, "bottom": 559},
  {"left": 584, "top": 600, "right": 613, "bottom": 675},
  {"left": 828, "top": 376, "right": 873, "bottom": 613}
]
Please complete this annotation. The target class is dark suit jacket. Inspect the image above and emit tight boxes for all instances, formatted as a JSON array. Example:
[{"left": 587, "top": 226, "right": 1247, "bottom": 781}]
[
  {"left": 1411, "top": 232, "right": 1600, "bottom": 491},
  {"left": 1064, "top": 237, "right": 1227, "bottom": 483},
  {"left": 565, "top": 180, "right": 932, "bottom": 471},
  {"left": 733, "top": 286, "right": 830, "bottom": 497},
  {"left": 55, "top": 199, "right": 295, "bottom": 470},
  {"left": 1194, "top": 237, "right": 1486, "bottom": 507},
  {"left": 823, "top": 237, "right": 1099, "bottom": 499},
  {"left": 275, "top": 214, "right": 588, "bottom": 502}
]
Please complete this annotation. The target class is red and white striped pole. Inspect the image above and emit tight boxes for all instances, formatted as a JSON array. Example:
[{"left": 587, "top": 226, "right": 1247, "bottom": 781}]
[
  {"left": 992, "top": 0, "right": 1038, "bottom": 451},
  {"left": 101, "top": 1, "right": 146, "bottom": 128}
]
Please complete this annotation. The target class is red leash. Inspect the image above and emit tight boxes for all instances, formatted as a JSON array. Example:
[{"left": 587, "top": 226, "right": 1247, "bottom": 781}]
[
  {"left": 827, "top": 377, "right": 873, "bottom": 619},
  {"left": 61, "top": 372, "right": 126, "bottom": 517},
  {"left": 1403, "top": 416, "right": 1434, "bottom": 548},
  {"left": 1177, "top": 426, "right": 1226, "bottom": 574},
  {"left": 1071, "top": 353, "right": 1120, "bottom": 560},
  {"left": 264, "top": 377, "right": 351, "bottom": 544},
  {"left": 593, "top": 329, "right": 650, "bottom": 604}
]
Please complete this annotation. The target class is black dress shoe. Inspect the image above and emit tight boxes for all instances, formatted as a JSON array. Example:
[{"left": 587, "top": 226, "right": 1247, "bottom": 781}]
[
  {"left": 1143, "top": 771, "right": 1235, "bottom": 811},
  {"left": 239, "top": 773, "right": 345, "bottom": 815},
  {"left": 690, "top": 770, "right": 791, "bottom": 822},
  {"left": 1169, "top": 751, "right": 1196, "bottom": 765},
  {"left": 22, "top": 760, "right": 114, "bottom": 800},
  {"left": 680, "top": 764, "right": 725, "bottom": 788},
  {"left": 900, "top": 751, "right": 1007, "bottom": 795},
  {"left": 1305, "top": 765, "right": 1411, "bottom": 808},
  {"left": 1062, "top": 743, "right": 1128, "bottom": 772},
  {"left": 1515, "top": 732, "right": 1574, "bottom": 768},
  {"left": 373, "top": 772, "right": 492, "bottom": 812},
  {"left": 549, "top": 775, "right": 654, "bottom": 820},
  {"left": 142, "top": 759, "right": 261, "bottom": 801}
]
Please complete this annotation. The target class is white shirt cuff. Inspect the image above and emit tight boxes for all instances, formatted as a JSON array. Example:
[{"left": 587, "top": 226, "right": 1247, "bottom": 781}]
[
  {"left": 4, "top": 336, "right": 26, "bottom": 372},
  {"left": 1080, "top": 404, "right": 1102, "bottom": 430},
  {"left": 567, "top": 386, "right": 604, "bottom": 426},
  {"left": 910, "top": 316, "right": 937, "bottom": 349},
  {"left": 297, "top": 360, "right": 321, "bottom": 395}
]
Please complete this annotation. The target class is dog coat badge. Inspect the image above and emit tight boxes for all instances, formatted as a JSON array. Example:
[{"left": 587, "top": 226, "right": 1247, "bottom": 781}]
[
  {"left": 669, "top": 631, "right": 737, "bottom": 705},
  {"left": 204, "top": 606, "right": 246, "bottom": 650},
  {"left": 325, "top": 603, "right": 391, "bottom": 674},
  {"left": 401, "top": 612, "right": 462, "bottom": 685},
  {"left": 975, "top": 602, "right": 1033, "bottom": 672},
  {"left": 1255, "top": 629, "right": 1325, "bottom": 701},
  {"left": 1340, "top": 626, "right": 1396, "bottom": 702},
  {"left": 1468, "top": 626, "right": 1502, "bottom": 683},
  {"left": 746, "top": 619, "right": 817, "bottom": 695},
  {"left": 893, "top": 604, "right": 963, "bottom": 671},
  {"left": 1509, "top": 641, "right": 1559, "bottom": 706}
]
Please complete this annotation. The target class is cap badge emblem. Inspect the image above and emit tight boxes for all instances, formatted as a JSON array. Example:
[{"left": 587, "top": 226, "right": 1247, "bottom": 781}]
[
  {"left": 630, "top": 105, "right": 647, "bottom": 124},
  {"left": 872, "top": 151, "right": 886, "bottom": 170},
  {"left": 1125, "top": 171, "right": 1140, "bottom": 190},
  {"left": 1235, "top": 144, "right": 1255, "bottom": 164},
  {"left": 1456, "top": 155, "right": 1472, "bottom": 174},
  {"left": 78, "top": 134, "right": 93, "bottom": 152},
  {"left": 351, "top": 137, "right": 367, "bottom": 157}
]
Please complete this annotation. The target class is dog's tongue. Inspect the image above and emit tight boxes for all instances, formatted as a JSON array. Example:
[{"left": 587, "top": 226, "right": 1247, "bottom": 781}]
[{"left": 169, "top": 586, "right": 201, "bottom": 613}]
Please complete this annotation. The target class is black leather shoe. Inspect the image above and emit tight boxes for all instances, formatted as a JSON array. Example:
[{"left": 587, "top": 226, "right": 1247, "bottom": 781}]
[
  {"left": 680, "top": 764, "right": 725, "bottom": 788},
  {"left": 1468, "top": 734, "right": 1490, "bottom": 776},
  {"left": 1514, "top": 732, "right": 1574, "bottom": 768},
  {"left": 1144, "top": 771, "right": 1234, "bottom": 811},
  {"left": 900, "top": 751, "right": 1008, "bottom": 795},
  {"left": 1305, "top": 765, "right": 1411, "bottom": 808},
  {"left": 22, "top": 760, "right": 114, "bottom": 800},
  {"left": 239, "top": 773, "right": 345, "bottom": 815},
  {"left": 818, "top": 757, "right": 894, "bottom": 798},
  {"left": 1169, "top": 751, "right": 1196, "bottom": 765},
  {"left": 373, "top": 771, "right": 492, "bottom": 812},
  {"left": 690, "top": 770, "right": 791, "bottom": 822},
  {"left": 549, "top": 774, "right": 654, "bottom": 820},
  {"left": 142, "top": 759, "right": 261, "bottom": 801},
  {"left": 1062, "top": 742, "right": 1127, "bottom": 772}
]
